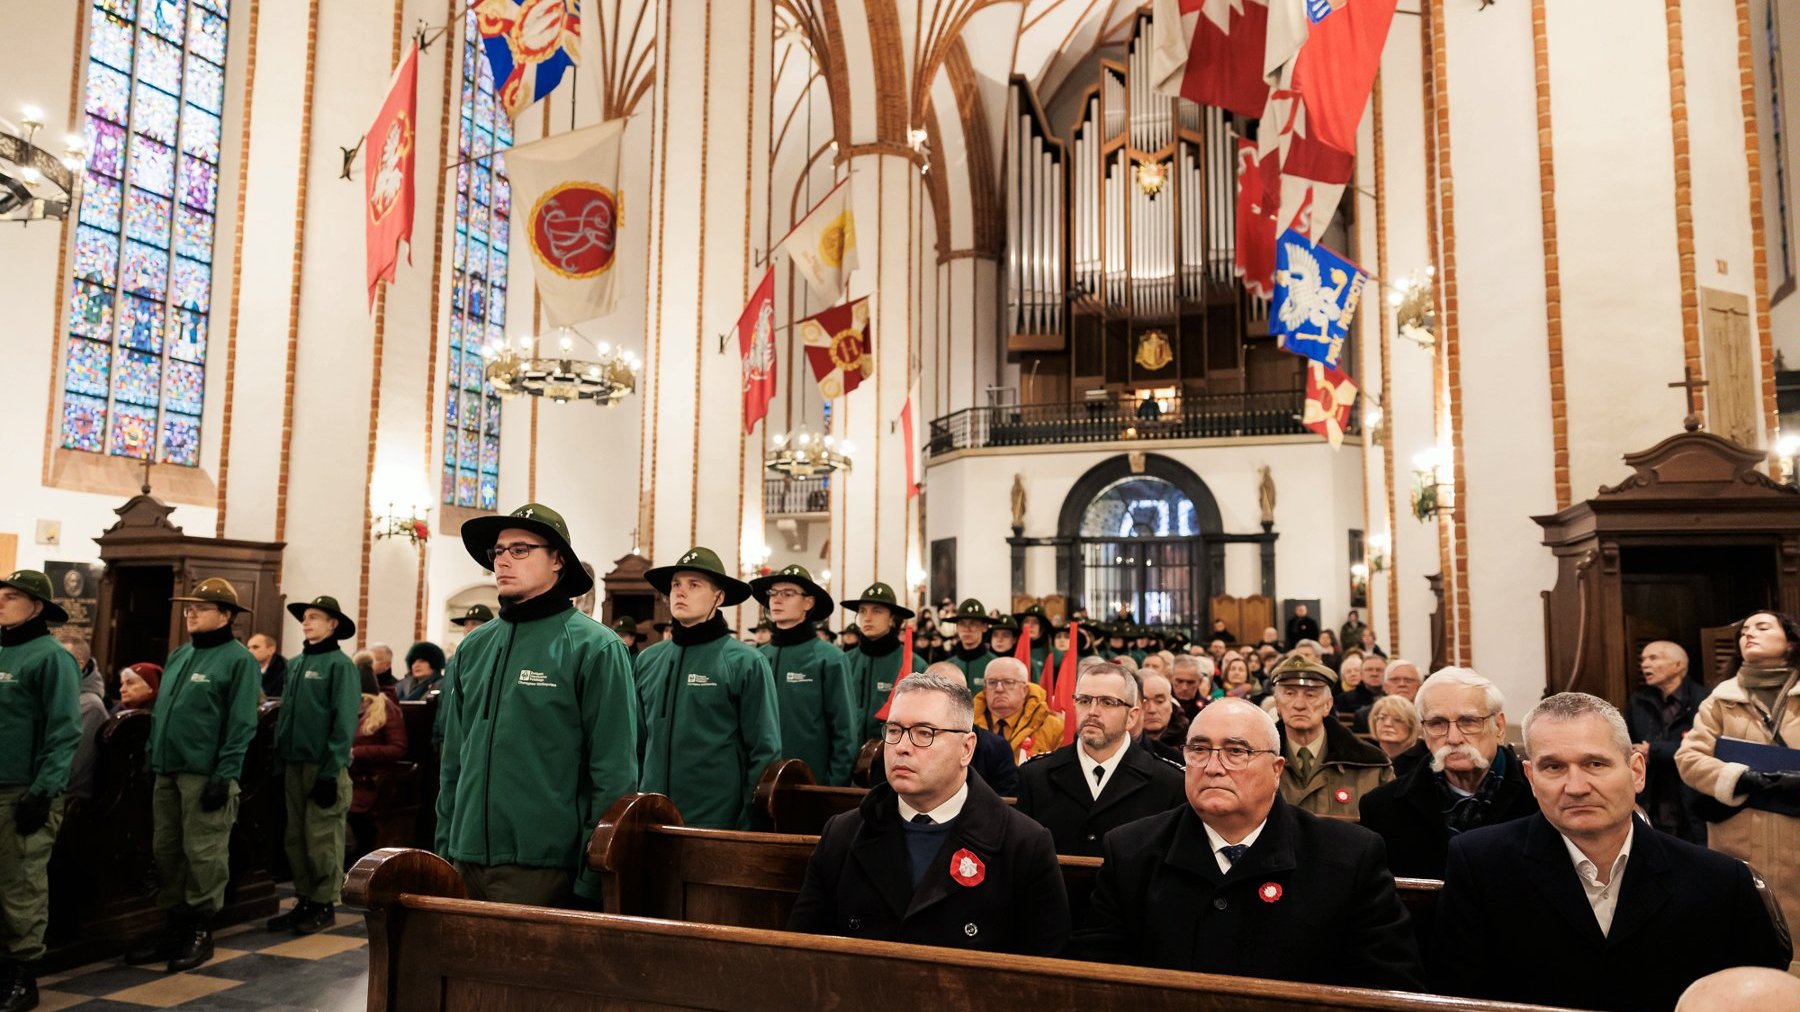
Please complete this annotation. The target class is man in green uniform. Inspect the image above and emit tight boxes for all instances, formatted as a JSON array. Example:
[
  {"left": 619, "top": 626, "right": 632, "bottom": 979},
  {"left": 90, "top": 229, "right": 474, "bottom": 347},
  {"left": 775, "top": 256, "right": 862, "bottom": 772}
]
[
  {"left": 842, "top": 583, "right": 927, "bottom": 741},
  {"left": 1013, "top": 603, "right": 1057, "bottom": 677},
  {"left": 635, "top": 548, "right": 781, "bottom": 829},
  {"left": 943, "top": 598, "right": 997, "bottom": 694},
  {"left": 751, "top": 565, "right": 857, "bottom": 786},
  {"left": 127, "top": 578, "right": 260, "bottom": 974},
  {"left": 266, "top": 595, "right": 359, "bottom": 935},
  {"left": 0, "top": 572, "right": 81, "bottom": 1010},
  {"left": 988, "top": 614, "right": 1019, "bottom": 660},
  {"left": 436, "top": 503, "right": 639, "bottom": 907},
  {"left": 451, "top": 603, "right": 494, "bottom": 634},
  {"left": 611, "top": 616, "right": 644, "bottom": 656}
]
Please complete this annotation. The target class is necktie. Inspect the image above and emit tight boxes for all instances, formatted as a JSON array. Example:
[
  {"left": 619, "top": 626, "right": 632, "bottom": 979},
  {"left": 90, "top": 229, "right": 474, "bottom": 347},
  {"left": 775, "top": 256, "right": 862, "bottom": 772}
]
[
  {"left": 997, "top": 720, "right": 1009, "bottom": 740},
  {"left": 1220, "top": 844, "right": 1248, "bottom": 865},
  {"left": 1293, "top": 747, "right": 1314, "bottom": 783},
  {"left": 1092, "top": 765, "right": 1105, "bottom": 788},
  {"left": 910, "top": 813, "right": 932, "bottom": 825}
]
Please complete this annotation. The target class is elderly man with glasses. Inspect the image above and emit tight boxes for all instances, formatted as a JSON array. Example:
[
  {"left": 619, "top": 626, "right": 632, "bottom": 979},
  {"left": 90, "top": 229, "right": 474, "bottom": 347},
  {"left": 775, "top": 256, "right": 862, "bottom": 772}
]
[
  {"left": 788, "top": 671, "right": 1068, "bottom": 955},
  {"left": 1072, "top": 696, "right": 1423, "bottom": 989},
  {"left": 1014, "top": 661, "right": 1185, "bottom": 856},
  {"left": 972, "top": 657, "right": 1064, "bottom": 761}
]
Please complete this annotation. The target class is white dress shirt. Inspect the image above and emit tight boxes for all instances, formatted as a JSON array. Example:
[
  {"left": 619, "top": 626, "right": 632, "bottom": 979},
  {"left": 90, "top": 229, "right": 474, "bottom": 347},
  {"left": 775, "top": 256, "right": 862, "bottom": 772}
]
[
  {"left": 1201, "top": 819, "right": 1269, "bottom": 874},
  {"left": 897, "top": 780, "right": 970, "bottom": 825},
  {"left": 1078, "top": 741, "right": 1130, "bottom": 800},
  {"left": 1560, "top": 822, "right": 1634, "bottom": 936}
]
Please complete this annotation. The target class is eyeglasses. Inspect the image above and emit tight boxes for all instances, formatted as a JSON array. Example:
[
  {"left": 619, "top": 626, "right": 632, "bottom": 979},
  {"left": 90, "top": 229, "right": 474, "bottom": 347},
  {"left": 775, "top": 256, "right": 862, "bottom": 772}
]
[
  {"left": 764, "top": 588, "right": 807, "bottom": 600},
  {"left": 985, "top": 678, "right": 1026, "bottom": 690},
  {"left": 882, "top": 722, "right": 968, "bottom": 747},
  {"left": 1182, "top": 743, "right": 1278, "bottom": 770},
  {"left": 1073, "top": 694, "right": 1132, "bottom": 710},
  {"left": 1421, "top": 713, "right": 1496, "bottom": 737},
  {"left": 487, "top": 543, "right": 548, "bottom": 562}
]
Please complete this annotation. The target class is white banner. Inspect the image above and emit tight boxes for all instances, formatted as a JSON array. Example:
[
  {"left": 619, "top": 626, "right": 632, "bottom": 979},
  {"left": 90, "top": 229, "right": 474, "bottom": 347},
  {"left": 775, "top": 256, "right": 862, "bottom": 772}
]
[{"left": 505, "top": 118, "right": 626, "bottom": 326}]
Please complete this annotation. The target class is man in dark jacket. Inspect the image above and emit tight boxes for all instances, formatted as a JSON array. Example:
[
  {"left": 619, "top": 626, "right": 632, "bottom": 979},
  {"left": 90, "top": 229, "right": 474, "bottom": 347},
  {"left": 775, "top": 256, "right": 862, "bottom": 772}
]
[
  {"left": 1283, "top": 604, "right": 1320, "bottom": 647},
  {"left": 1073, "top": 697, "right": 1423, "bottom": 990},
  {"left": 1359, "top": 666, "right": 1537, "bottom": 880},
  {"left": 1625, "top": 641, "right": 1708, "bottom": 844},
  {"left": 1015, "top": 662, "right": 1184, "bottom": 857},
  {"left": 788, "top": 671, "right": 1067, "bottom": 955},
  {"left": 869, "top": 667, "right": 1019, "bottom": 796},
  {"left": 248, "top": 633, "right": 286, "bottom": 699},
  {"left": 1269, "top": 655, "right": 1392, "bottom": 817},
  {"left": 753, "top": 565, "right": 857, "bottom": 786},
  {"left": 1434, "top": 693, "right": 1789, "bottom": 1011}
]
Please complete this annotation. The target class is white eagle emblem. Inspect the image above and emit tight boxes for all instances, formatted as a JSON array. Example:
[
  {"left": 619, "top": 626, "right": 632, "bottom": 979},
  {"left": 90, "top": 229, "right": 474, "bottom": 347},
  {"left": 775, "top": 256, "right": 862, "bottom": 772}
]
[{"left": 1275, "top": 240, "right": 1350, "bottom": 336}]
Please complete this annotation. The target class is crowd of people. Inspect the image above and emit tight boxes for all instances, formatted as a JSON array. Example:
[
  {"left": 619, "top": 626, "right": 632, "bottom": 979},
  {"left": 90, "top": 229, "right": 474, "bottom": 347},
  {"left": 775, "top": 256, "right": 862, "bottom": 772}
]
[{"left": 3, "top": 500, "right": 1800, "bottom": 1010}]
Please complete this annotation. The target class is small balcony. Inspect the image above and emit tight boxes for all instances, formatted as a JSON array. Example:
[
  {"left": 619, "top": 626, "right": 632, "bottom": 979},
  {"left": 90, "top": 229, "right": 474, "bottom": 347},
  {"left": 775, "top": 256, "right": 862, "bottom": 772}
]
[
  {"left": 764, "top": 475, "right": 832, "bottom": 518},
  {"left": 926, "top": 388, "right": 1338, "bottom": 457}
]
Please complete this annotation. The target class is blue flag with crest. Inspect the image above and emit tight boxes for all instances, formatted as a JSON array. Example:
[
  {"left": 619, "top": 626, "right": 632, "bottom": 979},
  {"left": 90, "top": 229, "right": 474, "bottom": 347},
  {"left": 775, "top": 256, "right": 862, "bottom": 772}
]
[{"left": 1271, "top": 229, "right": 1367, "bottom": 371}]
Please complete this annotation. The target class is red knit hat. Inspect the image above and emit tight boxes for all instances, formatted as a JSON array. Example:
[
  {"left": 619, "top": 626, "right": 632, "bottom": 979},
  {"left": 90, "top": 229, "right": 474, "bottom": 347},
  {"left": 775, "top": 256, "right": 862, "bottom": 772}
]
[{"left": 126, "top": 662, "right": 163, "bottom": 693}]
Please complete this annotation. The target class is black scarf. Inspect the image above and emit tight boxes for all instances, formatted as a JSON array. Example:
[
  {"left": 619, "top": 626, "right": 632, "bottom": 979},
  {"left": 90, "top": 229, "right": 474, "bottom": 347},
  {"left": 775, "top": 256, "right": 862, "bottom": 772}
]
[
  {"left": 672, "top": 612, "right": 731, "bottom": 646},
  {"left": 860, "top": 630, "right": 903, "bottom": 657},
  {"left": 301, "top": 638, "right": 339, "bottom": 655},
  {"left": 499, "top": 590, "right": 573, "bottom": 623},
  {"left": 0, "top": 617, "right": 49, "bottom": 647},
  {"left": 190, "top": 625, "right": 235, "bottom": 649},
  {"left": 770, "top": 622, "right": 815, "bottom": 647},
  {"left": 1439, "top": 746, "right": 1510, "bottom": 835},
  {"left": 953, "top": 642, "right": 988, "bottom": 662}
]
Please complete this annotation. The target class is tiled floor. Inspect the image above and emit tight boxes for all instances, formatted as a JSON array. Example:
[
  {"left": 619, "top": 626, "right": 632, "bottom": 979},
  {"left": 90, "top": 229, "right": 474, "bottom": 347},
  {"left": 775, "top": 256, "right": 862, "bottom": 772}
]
[{"left": 34, "top": 896, "right": 369, "bottom": 1011}]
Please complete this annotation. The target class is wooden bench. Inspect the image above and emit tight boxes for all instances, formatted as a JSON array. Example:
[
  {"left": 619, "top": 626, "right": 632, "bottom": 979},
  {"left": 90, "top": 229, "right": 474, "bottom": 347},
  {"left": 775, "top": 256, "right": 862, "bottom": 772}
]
[{"left": 345, "top": 846, "right": 1559, "bottom": 1011}]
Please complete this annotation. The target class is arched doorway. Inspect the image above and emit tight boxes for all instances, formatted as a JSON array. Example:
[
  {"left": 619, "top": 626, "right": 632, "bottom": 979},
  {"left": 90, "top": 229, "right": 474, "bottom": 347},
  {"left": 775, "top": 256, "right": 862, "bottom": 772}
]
[{"left": 1056, "top": 455, "right": 1222, "bottom": 629}]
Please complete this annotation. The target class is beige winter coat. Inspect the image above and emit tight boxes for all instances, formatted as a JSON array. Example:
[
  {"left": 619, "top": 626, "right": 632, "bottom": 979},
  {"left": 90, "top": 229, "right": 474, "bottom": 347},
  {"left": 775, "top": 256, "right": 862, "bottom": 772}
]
[{"left": 1674, "top": 674, "right": 1800, "bottom": 934}]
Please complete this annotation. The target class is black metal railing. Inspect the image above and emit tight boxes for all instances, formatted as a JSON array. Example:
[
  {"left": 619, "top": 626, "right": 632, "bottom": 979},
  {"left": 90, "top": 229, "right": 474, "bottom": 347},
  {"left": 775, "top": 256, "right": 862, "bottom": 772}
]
[
  {"left": 927, "top": 389, "right": 1333, "bottom": 456},
  {"left": 763, "top": 476, "right": 832, "bottom": 516}
]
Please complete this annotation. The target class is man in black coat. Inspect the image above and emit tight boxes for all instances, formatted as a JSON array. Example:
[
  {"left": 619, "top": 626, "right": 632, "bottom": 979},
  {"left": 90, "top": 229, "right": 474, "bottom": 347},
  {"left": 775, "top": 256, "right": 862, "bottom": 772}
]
[
  {"left": 1014, "top": 662, "right": 1185, "bottom": 856},
  {"left": 1434, "top": 692, "right": 1790, "bottom": 1012},
  {"left": 870, "top": 723, "right": 1019, "bottom": 796},
  {"left": 788, "top": 671, "right": 1067, "bottom": 956},
  {"left": 1073, "top": 697, "right": 1424, "bottom": 991},
  {"left": 1359, "top": 666, "right": 1538, "bottom": 880},
  {"left": 1624, "top": 641, "right": 1709, "bottom": 844},
  {"left": 1283, "top": 604, "right": 1319, "bottom": 648}
]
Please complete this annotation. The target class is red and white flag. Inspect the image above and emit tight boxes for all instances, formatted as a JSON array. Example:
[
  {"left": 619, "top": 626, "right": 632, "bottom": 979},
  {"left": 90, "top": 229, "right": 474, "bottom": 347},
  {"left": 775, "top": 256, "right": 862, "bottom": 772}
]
[
  {"left": 1234, "top": 139, "right": 1279, "bottom": 298},
  {"left": 898, "top": 379, "right": 920, "bottom": 499},
  {"left": 1150, "top": 0, "right": 1271, "bottom": 119},
  {"left": 737, "top": 267, "right": 777, "bottom": 433},
  {"left": 1290, "top": 0, "right": 1398, "bottom": 157},
  {"left": 365, "top": 42, "right": 419, "bottom": 309},
  {"left": 1302, "top": 360, "right": 1358, "bottom": 448}
]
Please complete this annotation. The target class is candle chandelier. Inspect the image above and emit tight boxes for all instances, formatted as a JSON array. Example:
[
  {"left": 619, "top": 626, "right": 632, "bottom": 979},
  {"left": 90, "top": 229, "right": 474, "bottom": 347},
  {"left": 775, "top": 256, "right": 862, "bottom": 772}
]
[
  {"left": 483, "top": 326, "right": 640, "bottom": 406},
  {"left": 766, "top": 427, "right": 854, "bottom": 477}
]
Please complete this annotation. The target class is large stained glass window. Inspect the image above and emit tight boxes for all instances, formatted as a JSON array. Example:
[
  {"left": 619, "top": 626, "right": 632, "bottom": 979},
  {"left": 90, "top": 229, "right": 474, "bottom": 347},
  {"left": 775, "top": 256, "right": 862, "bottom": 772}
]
[
  {"left": 63, "top": 0, "right": 229, "bottom": 467},
  {"left": 443, "top": 7, "right": 510, "bottom": 510}
]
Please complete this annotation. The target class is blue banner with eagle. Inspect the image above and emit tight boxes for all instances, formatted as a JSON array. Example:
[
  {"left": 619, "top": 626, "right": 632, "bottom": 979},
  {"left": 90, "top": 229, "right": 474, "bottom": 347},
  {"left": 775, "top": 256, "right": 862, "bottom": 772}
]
[
  {"left": 1270, "top": 228, "right": 1367, "bottom": 371},
  {"left": 476, "top": 0, "right": 581, "bottom": 121}
]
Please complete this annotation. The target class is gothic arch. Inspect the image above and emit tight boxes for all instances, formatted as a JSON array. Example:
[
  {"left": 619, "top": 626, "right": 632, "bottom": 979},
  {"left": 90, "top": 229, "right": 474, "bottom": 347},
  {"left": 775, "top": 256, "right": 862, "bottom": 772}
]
[{"left": 1056, "top": 453, "right": 1223, "bottom": 540}]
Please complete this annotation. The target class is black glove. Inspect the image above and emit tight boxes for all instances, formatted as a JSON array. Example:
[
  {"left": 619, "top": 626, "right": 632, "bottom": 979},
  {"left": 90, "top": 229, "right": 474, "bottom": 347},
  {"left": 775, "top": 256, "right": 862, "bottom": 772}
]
[
  {"left": 309, "top": 775, "right": 338, "bottom": 809},
  {"left": 13, "top": 793, "right": 50, "bottom": 836},
  {"left": 199, "top": 778, "right": 232, "bottom": 812},
  {"left": 1736, "top": 770, "right": 1800, "bottom": 796}
]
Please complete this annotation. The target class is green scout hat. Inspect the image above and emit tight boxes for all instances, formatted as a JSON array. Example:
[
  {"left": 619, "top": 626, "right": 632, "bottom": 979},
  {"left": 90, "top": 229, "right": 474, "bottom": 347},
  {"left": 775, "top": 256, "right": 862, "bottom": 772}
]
[
  {"left": 286, "top": 594, "right": 356, "bottom": 640},
  {"left": 645, "top": 547, "right": 753, "bottom": 607},
  {"left": 610, "top": 616, "right": 641, "bottom": 641},
  {"left": 0, "top": 570, "right": 68, "bottom": 624},
  {"left": 749, "top": 564, "right": 834, "bottom": 623},
  {"left": 1012, "top": 602, "right": 1049, "bottom": 625},
  {"left": 1267, "top": 653, "right": 1341, "bottom": 691},
  {"left": 991, "top": 613, "right": 1019, "bottom": 633},
  {"left": 953, "top": 598, "right": 992, "bottom": 625},
  {"left": 840, "top": 582, "right": 915, "bottom": 621},
  {"left": 816, "top": 625, "right": 838, "bottom": 641},
  {"left": 171, "top": 577, "right": 252, "bottom": 615},
  {"left": 452, "top": 603, "right": 495, "bottom": 627},
  {"left": 461, "top": 502, "right": 594, "bottom": 598}
]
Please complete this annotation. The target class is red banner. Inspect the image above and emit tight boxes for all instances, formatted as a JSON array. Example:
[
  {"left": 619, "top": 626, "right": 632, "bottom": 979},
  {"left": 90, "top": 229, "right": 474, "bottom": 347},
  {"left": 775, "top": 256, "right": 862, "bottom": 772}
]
[
  {"left": 798, "top": 297, "right": 872, "bottom": 401},
  {"left": 365, "top": 43, "right": 419, "bottom": 309},
  {"left": 738, "top": 268, "right": 777, "bottom": 433}
]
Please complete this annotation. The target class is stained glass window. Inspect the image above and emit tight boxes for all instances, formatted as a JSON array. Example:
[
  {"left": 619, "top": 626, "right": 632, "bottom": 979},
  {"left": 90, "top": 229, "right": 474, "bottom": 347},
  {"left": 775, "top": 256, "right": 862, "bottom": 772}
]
[
  {"left": 61, "top": 0, "right": 229, "bottom": 468},
  {"left": 443, "top": 7, "right": 510, "bottom": 510}
]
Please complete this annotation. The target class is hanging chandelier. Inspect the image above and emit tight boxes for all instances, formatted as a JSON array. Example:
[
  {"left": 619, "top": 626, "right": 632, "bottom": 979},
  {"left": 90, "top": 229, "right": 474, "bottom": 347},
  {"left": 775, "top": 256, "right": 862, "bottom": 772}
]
[
  {"left": 483, "top": 326, "right": 640, "bottom": 406},
  {"left": 1, "top": 106, "right": 84, "bottom": 223},
  {"left": 766, "top": 427, "right": 854, "bottom": 477}
]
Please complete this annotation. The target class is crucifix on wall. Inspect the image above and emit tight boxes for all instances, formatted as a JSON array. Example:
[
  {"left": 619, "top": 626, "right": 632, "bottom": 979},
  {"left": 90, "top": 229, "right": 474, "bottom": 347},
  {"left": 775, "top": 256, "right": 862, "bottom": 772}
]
[{"left": 1667, "top": 365, "right": 1709, "bottom": 433}]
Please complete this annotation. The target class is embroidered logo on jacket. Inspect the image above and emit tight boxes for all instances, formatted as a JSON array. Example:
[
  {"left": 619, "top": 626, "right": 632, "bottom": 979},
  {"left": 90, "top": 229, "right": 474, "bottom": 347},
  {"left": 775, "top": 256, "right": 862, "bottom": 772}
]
[
  {"left": 304, "top": 671, "right": 324, "bottom": 680},
  {"left": 0, "top": 672, "right": 14, "bottom": 683},
  {"left": 190, "top": 673, "right": 210, "bottom": 683},
  {"left": 518, "top": 669, "right": 558, "bottom": 688},
  {"left": 686, "top": 673, "right": 715, "bottom": 686},
  {"left": 785, "top": 672, "right": 811, "bottom": 684}
]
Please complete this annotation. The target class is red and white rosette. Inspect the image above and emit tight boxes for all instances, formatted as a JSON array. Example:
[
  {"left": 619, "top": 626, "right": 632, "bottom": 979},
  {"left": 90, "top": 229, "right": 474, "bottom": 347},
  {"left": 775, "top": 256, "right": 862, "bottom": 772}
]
[
  {"left": 1334, "top": 787, "right": 1352, "bottom": 805},
  {"left": 1258, "top": 882, "right": 1283, "bottom": 904},
  {"left": 949, "top": 848, "right": 987, "bottom": 887}
]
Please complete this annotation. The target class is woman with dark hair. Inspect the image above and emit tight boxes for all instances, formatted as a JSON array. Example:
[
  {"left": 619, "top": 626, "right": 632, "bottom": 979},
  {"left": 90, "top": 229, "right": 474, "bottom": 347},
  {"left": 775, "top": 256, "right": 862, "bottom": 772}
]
[
  {"left": 346, "top": 664, "right": 408, "bottom": 861},
  {"left": 1677, "top": 609, "right": 1800, "bottom": 934}
]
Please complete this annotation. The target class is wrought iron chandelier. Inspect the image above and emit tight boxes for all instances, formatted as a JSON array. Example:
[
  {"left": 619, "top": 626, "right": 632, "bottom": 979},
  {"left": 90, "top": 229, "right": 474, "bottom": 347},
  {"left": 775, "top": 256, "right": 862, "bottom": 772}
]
[
  {"left": 482, "top": 326, "right": 640, "bottom": 406},
  {"left": 1, "top": 106, "right": 85, "bottom": 223},
  {"left": 766, "top": 427, "right": 854, "bottom": 477}
]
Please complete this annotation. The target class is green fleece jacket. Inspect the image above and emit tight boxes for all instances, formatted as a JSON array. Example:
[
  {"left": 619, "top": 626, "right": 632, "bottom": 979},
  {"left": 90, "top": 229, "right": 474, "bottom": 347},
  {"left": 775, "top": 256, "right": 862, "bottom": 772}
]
[
  {"left": 147, "top": 626, "right": 261, "bottom": 781},
  {"left": 0, "top": 619, "right": 82, "bottom": 797},
  {"left": 272, "top": 641, "right": 360, "bottom": 776},
  {"left": 435, "top": 593, "right": 639, "bottom": 897},
  {"left": 844, "top": 632, "right": 928, "bottom": 741},
  {"left": 944, "top": 645, "right": 998, "bottom": 694},
  {"left": 635, "top": 614, "right": 781, "bottom": 830},
  {"left": 759, "top": 626, "right": 859, "bottom": 786}
]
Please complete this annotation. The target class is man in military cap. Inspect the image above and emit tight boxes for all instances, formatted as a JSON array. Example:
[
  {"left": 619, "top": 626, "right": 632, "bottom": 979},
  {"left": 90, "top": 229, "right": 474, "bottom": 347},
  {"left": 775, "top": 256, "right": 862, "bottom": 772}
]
[
  {"left": 987, "top": 614, "right": 1018, "bottom": 659},
  {"left": 0, "top": 572, "right": 81, "bottom": 1008},
  {"left": 843, "top": 583, "right": 928, "bottom": 741},
  {"left": 127, "top": 578, "right": 260, "bottom": 973},
  {"left": 1012, "top": 603, "right": 1056, "bottom": 676},
  {"left": 1267, "top": 653, "right": 1392, "bottom": 817},
  {"left": 266, "top": 595, "right": 360, "bottom": 935},
  {"left": 636, "top": 548, "right": 780, "bottom": 829},
  {"left": 943, "top": 599, "right": 997, "bottom": 693},
  {"left": 752, "top": 565, "right": 857, "bottom": 787},
  {"left": 436, "top": 504, "right": 639, "bottom": 907},
  {"left": 450, "top": 603, "right": 494, "bottom": 634}
]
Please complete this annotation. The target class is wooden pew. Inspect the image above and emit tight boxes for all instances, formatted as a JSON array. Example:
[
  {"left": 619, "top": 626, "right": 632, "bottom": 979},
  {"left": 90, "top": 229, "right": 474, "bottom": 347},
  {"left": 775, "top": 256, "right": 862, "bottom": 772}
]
[{"left": 346, "top": 847, "right": 1559, "bottom": 1012}]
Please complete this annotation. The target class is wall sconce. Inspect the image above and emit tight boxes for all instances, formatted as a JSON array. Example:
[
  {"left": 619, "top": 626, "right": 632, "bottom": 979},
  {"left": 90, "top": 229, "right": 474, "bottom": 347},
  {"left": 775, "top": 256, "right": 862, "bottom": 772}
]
[
  {"left": 1778, "top": 432, "right": 1800, "bottom": 486},
  {"left": 373, "top": 502, "right": 430, "bottom": 546},
  {"left": 1389, "top": 267, "right": 1436, "bottom": 348},
  {"left": 1410, "top": 447, "right": 1453, "bottom": 522},
  {"left": 1367, "top": 531, "right": 1391, "bottom": 573},
  {"left": 1363, "top": 399, "right": 1387, "bottom": 447}
]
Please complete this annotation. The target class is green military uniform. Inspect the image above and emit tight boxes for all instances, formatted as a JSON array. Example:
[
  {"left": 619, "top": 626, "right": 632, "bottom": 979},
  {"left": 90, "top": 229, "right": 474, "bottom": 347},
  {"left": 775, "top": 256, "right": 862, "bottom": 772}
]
[
  {"left": 635, "top": 548, "right": 781, "bottom": 830},
  {"left": 437, "top": 504, "right": 640, "bottom": 906},
  {"left": 1013, "top": 603, "right": 1060, "bottom": 678},
  {"left": 0, "top": 572, "right": 82, "bottom": 970},
  {"left": 271, "top": 596, "right": 360, "bottom": 918},
  {"left": 841, "top": 583, "right": 927, "bottom": 740},
  {"left": 752, "top": 566, "right": 858, "bottom": 786},
  {"left": 147, "top": 580, "right": 261, "bottom": 919},
  {"left": 943, "top": 598, "right": 997, "bottom": 694}
]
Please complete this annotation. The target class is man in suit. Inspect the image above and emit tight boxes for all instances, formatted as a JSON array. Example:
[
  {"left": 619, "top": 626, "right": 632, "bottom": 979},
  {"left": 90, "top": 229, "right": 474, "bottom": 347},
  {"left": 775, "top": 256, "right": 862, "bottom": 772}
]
[
  {"left": 1626, "top": 641, "right": 1709, "bottom": 844},
  {"left": 788, "top": 671, "right": 1068, "bottom": 956},
  {"left": 1434, "top": 692, "right": 1790, "bottom": 1012},
  {"left": 1359, "top": 667, "right": 1538, "bottom": 879},
  {"left": 1015, "top": 662, "right": 1185, "bottom": 856},
  {"left": 1073, "top": 697, "right": 1423, "bottom": 990}
]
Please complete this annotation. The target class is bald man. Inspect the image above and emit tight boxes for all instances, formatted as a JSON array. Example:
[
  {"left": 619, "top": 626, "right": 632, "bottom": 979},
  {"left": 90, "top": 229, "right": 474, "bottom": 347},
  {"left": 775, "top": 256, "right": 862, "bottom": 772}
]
[
  {"left": 1676, "top": 967, "right": 1800, "bottom": 1011},
  {"left": 1626, "top": 641, "right": 1707, "bottom": 844}
]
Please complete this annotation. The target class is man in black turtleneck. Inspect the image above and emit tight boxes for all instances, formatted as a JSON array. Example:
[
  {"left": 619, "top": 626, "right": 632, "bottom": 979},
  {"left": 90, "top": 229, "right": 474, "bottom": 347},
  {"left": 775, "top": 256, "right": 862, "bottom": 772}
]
[
  {"left": 635, "top": 547, "right": 781, "bottom": 830},
  {"left": 842, "top": 583, "right": 928, "bottom": 741},
  {"left": 753, "top": 565, "right": 858, "bottom": 786}
]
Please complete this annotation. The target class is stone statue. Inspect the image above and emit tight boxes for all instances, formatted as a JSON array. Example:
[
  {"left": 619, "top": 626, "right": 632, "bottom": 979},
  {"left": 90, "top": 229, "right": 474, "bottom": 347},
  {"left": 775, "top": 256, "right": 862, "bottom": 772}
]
[
  {"left": 1010, "top": 474, "right": 1027, "bottom": 530},
  {"left": 1258, "top": 466, "right": 1276, "bottom": 525}
]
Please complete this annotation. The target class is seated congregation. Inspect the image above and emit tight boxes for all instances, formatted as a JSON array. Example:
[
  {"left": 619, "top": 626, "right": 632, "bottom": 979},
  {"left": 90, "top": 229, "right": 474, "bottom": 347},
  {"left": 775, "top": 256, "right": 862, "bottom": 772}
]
[{"left": 4, "top": 501, "right": 1799, "bottom": 1012}]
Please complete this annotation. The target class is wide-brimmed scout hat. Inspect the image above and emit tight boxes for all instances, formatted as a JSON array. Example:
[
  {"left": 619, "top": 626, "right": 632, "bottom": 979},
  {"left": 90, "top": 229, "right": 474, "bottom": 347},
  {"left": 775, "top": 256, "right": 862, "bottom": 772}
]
[
  {"left": 951, "top": 599, "right": 992, "bottom": 626},
  {"left": 451, "top": 603, "right": 495, "bottom": 627},
  {"left": 286, "top": 594, "right": 356, "bottom": 640},
  {"left": 645, "top": 547, "right": 753, "bottom": 607},
  {"left": 750, "top": 564, "right": 834, "bottom": 623},
  {"left": 990, "top": 614, "right": 1019, "bottom": 634},
  {"left": 461, "top": 503, "right": 594, "bottom": 598},
  {"left": 171, "top": 577, "right": 252, "bottom": 615},
  {"left": 610, "top": 616, "right": 642, "bottom": 642},
  {"left": 0, "top": 570, "right": 68, "bottom": 624},
  {"left": 840, "top": 582, "right": 915, "bottom": 621},
  {"left": 1012, "top": 602, "right": 1050, "bottom": 627}
]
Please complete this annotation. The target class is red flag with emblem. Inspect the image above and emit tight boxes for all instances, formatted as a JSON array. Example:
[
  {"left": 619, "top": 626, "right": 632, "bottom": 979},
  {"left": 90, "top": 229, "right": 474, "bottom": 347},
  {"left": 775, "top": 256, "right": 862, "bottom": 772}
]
[
  {"left": 872, "top": 626, "right": 916, "bottom": 723},
  {"left": 1302, "top": 361, "right": 1358, "bottom": 448},
  {"left": 505, "top": 119, "right": 627, "bottom": 326},
  {"left": 799, "top": 297, "right": 873, "bottom": 400},
  {"left": 365, "top": 42, "right": 419, "bottom": 309},
  {"left": 738, "top": 267, "right": 777, "bottom": 433}
]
